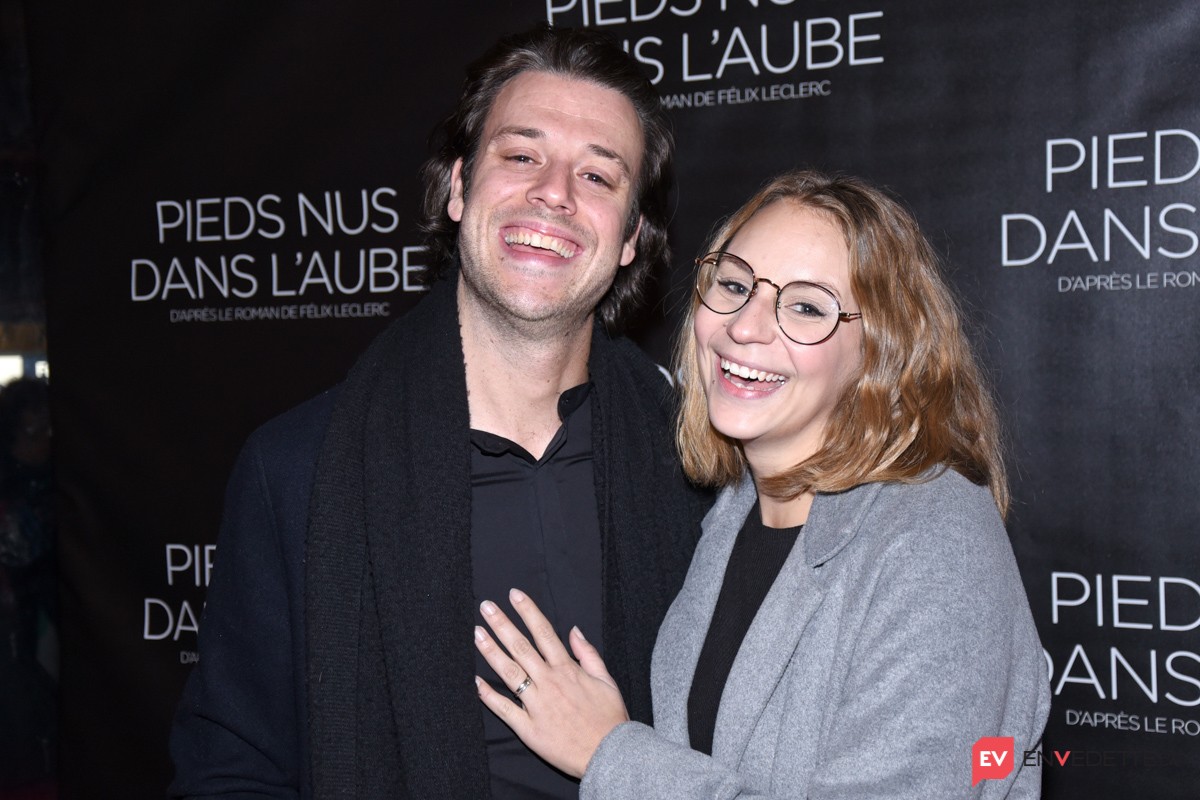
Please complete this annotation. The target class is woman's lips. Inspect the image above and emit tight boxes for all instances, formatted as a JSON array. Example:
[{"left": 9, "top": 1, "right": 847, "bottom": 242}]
[{"left": 717, "top": 356, "right": 788, "bottom": 395}]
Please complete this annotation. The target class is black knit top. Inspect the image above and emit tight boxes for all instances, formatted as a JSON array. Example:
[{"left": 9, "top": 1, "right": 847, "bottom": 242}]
[{"left": 687, "top": 503, "right": 802, "bottom": 755}]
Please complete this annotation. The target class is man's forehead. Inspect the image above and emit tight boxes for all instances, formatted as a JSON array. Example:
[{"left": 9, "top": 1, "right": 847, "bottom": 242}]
[{"left": 480, "top": 71, "right": 645, "bottom": 163}]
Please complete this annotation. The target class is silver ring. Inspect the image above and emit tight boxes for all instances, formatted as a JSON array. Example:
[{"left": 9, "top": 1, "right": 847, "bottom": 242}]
[{"left": 514, "top": 676, "right": 534, "bottom": 696}]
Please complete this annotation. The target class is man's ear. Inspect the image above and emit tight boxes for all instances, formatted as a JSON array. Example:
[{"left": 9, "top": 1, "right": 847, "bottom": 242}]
[
  {"left": 619, "top": 215, "right": 643, "bottom": 267},
  {"left": 447, "top": 158, "right": 465, "bottom": 222}
]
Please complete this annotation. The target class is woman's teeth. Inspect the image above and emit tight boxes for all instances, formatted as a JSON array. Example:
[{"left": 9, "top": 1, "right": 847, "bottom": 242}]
[{"left": 721, "top": 358, "right": 786, "bottom": 383}]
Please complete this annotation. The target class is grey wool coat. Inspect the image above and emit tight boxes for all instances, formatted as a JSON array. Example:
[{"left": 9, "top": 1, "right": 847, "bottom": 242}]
[{"left": 582, "top": 469, "right": 1050, "bottom": 799}]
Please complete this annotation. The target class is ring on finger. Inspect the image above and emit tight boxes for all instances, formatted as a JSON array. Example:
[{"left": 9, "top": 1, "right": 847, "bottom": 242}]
[{"left": 514, "top": 676, "right": 534, "bottom": 696}]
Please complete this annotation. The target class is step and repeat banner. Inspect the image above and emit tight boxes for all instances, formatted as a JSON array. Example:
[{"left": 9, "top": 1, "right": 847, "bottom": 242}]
[{"left": 26, "top": 0, "right": 1199, "bottom": 796}]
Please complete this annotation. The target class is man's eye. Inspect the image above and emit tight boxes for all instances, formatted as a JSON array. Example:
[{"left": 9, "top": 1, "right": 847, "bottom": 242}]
[{"left": 582, "top": 172, "right": 611, "bottom": 187}]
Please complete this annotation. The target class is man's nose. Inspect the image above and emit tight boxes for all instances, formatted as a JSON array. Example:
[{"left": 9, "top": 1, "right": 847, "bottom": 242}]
[{"left": 527, "top": 162, "right": 576, "bottom": 214}]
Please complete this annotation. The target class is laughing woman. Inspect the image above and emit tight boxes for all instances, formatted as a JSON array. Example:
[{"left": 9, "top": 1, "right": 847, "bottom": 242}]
[{"left": 474, "top": 170, "right": 1050, "bottom": 799}]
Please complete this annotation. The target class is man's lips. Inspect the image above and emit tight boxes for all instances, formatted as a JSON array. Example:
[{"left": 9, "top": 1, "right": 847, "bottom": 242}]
[{"left": 502, "top": 225, "right": 580, "bottom": 258}]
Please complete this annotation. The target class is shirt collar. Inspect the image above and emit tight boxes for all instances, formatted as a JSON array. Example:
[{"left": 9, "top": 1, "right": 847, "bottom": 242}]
[{"left": 470, "top": 382, "right": 593, "bottom": 462}]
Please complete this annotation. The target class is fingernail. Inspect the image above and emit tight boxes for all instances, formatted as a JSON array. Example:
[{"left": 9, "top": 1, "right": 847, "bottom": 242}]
[
  {"left": 474, "top": 626, "right": 486, "bottom": 642},
  {"left": 474, "top": 676, "right": 482, "bottom": 695},
  {"left": 481, "top": 600, "right": 498, "bottom": 616},
  {"left": 509, "top": 588, "right": 527, "bottom": 603},
  {"left": 572, "top": 625, "right": 586, "bottom": 642}
]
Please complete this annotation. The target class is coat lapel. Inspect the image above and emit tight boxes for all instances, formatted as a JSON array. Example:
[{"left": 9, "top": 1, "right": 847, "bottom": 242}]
[
  {"left": 710, "top": 531, "right": 826, "bottom": 765},
  {"left": 650, "top": 477, "right": 756, "bottom": 744}
]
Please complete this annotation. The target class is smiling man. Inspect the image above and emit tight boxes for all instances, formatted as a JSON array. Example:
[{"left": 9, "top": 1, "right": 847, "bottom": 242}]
[{"left": 168, "top": 26, "right": 709, "bottom": 800}]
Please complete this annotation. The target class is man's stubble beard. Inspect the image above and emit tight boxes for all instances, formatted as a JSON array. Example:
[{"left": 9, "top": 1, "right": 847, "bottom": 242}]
[{"left": 456, "top": 247, "right": 602, "bottom": 345}]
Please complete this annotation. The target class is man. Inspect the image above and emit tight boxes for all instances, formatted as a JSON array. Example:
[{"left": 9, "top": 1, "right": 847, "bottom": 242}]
[{"left": 169, "top": 26, "right": 709, "bottom": 799}]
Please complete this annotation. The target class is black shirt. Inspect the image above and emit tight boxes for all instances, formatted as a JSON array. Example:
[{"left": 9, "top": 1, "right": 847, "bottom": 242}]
[
  {"left": 687, "top": 503, "right": 802, "bottom": 756},
  {"left": 471, "top": 383, "right": 601, "bottom": 799}
]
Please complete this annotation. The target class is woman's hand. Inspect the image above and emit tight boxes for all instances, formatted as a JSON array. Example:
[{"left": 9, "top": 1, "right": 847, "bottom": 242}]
[{"left": 474, "top": 588, "right": 630, "bottom": 778}]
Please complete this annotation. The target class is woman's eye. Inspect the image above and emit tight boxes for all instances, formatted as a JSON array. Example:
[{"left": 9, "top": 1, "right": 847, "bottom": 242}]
[
  {"left": 717, "top": 279, "right": 750, "bottom": 297},
  {"left": 785, "top": 301, "right": 827, "bottom": 318}
]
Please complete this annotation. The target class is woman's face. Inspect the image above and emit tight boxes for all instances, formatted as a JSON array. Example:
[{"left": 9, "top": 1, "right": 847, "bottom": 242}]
[{"left": 693, "top": 200, "right": 864, "bottom": 476}]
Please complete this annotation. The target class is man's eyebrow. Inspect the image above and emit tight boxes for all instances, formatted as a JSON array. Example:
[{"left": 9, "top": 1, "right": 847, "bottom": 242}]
[
  {"left": 587, "top": 143, "right": 631, "bottom": 181},
  {"left": 490, "top": 125, "right": 544, "bottom": 144},
  {"left": 489, "top": 126, "right": 632, "bottom": 181}
]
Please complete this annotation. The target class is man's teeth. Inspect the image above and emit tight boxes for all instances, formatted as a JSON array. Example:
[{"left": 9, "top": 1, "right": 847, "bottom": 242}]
[
  {"left": 504, "top": 230, "right": 577, "bottom": 258},
  {"left": 721, "top": 359, "right": 786, "bottom": 383}
]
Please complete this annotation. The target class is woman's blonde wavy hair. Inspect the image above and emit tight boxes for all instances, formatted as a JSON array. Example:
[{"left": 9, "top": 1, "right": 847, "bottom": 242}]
[{"left": 674, "top": 170, "right": 1009, "bottom": 517}]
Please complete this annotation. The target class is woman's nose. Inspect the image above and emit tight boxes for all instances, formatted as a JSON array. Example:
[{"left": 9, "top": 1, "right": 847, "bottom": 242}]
[{"left": 726, "top": 286, "right": 778, "bottom": 345}]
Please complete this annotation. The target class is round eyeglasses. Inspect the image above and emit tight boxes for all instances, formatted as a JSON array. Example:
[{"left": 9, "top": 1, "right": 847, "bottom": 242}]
[{"left": 695, "top": 252, "right": 862, "bottom": 345}]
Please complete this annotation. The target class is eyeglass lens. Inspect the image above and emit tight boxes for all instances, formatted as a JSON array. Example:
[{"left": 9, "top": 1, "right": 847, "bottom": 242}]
[{"left": 699, "top": 254, "right": 843, "bottom": 345}]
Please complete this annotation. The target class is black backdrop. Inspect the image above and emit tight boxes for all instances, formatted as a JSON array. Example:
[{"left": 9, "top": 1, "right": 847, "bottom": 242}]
[{"left": 25, "top": 1, "right": 1200, "bottom": 796}]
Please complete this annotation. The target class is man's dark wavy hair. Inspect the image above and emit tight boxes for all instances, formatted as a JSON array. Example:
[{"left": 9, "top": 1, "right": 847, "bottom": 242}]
[{"left": 418, "top": 25, "right": 674, "bottom": 332}]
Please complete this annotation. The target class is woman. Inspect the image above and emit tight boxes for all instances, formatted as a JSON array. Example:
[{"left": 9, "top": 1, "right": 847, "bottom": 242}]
[{"left": 474, "top": 170, "right": 1050, "bottom": 798}]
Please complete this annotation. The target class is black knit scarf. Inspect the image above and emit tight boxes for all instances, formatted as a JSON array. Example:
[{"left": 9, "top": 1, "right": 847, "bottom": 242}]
[{"left": 305, "top": 276, "right": 705, "bottom": 799}]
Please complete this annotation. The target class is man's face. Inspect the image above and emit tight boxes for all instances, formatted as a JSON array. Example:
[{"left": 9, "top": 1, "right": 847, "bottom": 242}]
[{"left": 448, "top": 70, "right": 644, "bottom": 331}]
